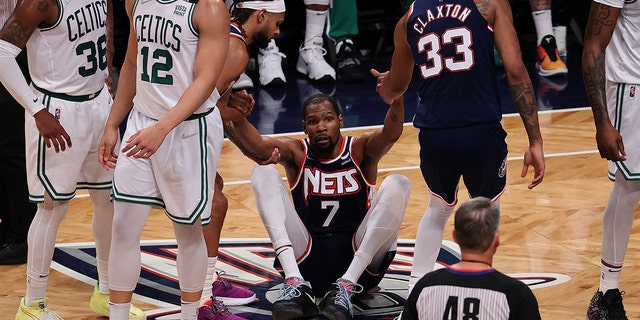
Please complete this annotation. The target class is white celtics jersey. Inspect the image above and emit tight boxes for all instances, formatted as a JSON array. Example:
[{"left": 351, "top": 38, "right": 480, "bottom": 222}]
[
  {"left": 596, "top": 0, "right": 640, "bottom": 84},
  {"left": 132, "top": 0, "right": 219, "bottom": 120},
  {"left": 26, "top": 0, "right": 109, "bottom": 95}
]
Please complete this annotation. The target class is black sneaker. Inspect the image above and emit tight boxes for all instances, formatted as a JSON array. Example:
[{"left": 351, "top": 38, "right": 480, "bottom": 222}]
[
  {"left": 336, "top": 39, "right": 364, "bottom": 82},
  {"left": 319, "top": 278, "right": 363, "bottom": 320},
  {"left": 0, "top": 239, "right": 27, "bottom": 265},
  {"left": 586, "top": 289, "right": 628, "bottom": 320},
  {"left": 272, "top": 277, "right": 318, "bottom": 320}
]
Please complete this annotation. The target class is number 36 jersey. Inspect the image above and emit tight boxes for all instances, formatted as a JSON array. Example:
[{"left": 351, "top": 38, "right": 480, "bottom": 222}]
[
  {"left": 290, "top": 136, "right": 375, "bottom": 236},
  {"left": 406, "top": 0, "right": 502, "bottom": 129},
  {"left": 27, "top": 0, "right": 109, "bottom": 95}
]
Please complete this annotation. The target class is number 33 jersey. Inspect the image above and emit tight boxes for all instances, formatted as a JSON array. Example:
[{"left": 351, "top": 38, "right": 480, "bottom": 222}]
[
  {"left": 290, "top": 136, "right": 375, "bottom": 236},
  {"left": 406, "top": 0, "right": 502, "bottom": 129},
  {"left": 27, "top": 0, "right": 109, "bottom": 95}
]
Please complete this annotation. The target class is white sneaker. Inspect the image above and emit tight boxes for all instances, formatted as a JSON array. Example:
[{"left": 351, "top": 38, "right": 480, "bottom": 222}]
[
  {"left": 296, "top": 37, "right": 335, "bottom": 83},
  {"left": 258, "top": 40, "right": 286, "bottom": 87},
  {"left": 232, "top": 72, "right": 253, "bottom": 90}
]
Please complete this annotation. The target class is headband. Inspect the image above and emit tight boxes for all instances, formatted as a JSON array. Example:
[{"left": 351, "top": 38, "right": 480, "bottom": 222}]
[{"left": 235, "top": 0, "right": 286, "bottom": 13}]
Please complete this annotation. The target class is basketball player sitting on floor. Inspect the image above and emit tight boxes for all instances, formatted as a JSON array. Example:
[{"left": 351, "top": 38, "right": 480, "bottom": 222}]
[{"left": 225, "top": 92, "right": 410, "bottom": 320}]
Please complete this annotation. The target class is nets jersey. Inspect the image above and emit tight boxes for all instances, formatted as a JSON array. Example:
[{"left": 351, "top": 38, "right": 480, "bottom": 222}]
[
  {"left": 402, "top": 268, "right": 541, "bottom": 320},
  {"left": 132, "top": 0, "right": 220, "bottom": 120},
  {"left": 406, "top": 0, "right": 502, "bottom": 129},
  {"left": 595, "top": 0, "right": 640, "bottom": 84},
  {"left": 290, "top": 136, "right": 375, "bottom": 235},
  {"left": 218, "top": 24, "right": 248, "bottom": 97},
  {"left": 26, "top": 0, "right": 109, "bottom": 95}
]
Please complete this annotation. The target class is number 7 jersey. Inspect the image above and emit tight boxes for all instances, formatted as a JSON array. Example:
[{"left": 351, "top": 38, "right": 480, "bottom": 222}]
[
  {"left": 27, "top": 0, "right": 109, "bottom": 95},
  {"left": 406, "top": 0, "right": 502, "bottom": 129},
  {"left": 290, "top": 136, "right": 375, "bottom": 235}
]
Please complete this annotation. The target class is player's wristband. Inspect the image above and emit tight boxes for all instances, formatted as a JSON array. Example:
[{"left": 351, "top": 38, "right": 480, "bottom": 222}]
[{"left": 0, "top": 39, "right": 45, "bottom": 116}]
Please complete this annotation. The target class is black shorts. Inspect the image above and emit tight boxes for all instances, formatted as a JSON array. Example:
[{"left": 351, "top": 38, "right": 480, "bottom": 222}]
[
  {"left": 274, "top": 233, "right": 395, "bottom": 297},
  {"left": 418, "top": 122, "right": 508, "bottom": 204}
]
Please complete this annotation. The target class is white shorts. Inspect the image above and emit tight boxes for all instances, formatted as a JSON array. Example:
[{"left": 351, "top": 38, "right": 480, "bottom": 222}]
[
  {"left": 607, "top": 81, "right": 640, "bottom": 181},
  {"left": 26, "top": 84, "right": 114, "bottom": 203},
  {"left": 112, "top": 107, "right": 223, "bottom": 225}
]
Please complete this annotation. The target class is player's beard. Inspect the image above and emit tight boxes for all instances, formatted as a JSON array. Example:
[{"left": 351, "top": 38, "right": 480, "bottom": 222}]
[
  {"left": 312, "top": 135, "right": 338, "bottom": 157},
  {"left": 254, "top": 30, "right": 271, "bottom": 49}
]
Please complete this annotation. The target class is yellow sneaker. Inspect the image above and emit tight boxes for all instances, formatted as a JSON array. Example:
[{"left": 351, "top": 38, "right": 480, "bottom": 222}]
[
  {"left": 536, "top": 34, "right": 568, "bottom": 77},
  {"left": 89, "top": 283, "right": 146, "bottom": 319},
  {"left": 15, "top": 297, "right": 62, "bottom": 320}
]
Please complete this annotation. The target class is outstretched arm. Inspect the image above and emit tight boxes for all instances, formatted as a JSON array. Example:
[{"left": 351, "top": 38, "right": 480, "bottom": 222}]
[
  {"left": 355, "top": 97, "right": 405, "bottom": 180},
  {"left": 581, "top": 1, "right": 624, "bottom": 162},
  {"left": 493, "top": 0, "right": 544, "bottom": 189},
  {"left": 0, "top": 0, "right": 71, "bottom": 152},
  {"left": 373, "top": 14, "right": 414, "bottom": 105}
]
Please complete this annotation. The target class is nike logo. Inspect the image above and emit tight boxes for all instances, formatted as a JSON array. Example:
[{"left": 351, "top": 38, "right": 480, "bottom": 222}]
[
  {"left": 305, "top": 292, "right": 315, "bottom": 303},
  {"left": 608, "top": 269, "right": 622, "bottom": 273},
  {"left": 32, "top": 97, "right": 38, "bottom": 103}
]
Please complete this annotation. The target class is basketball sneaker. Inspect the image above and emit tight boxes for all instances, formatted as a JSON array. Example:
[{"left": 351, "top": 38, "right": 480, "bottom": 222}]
[
  {"left": 536, "top": 34, "right": 568, "bottom": 77},
  {"left": 15, "top": 297, "right": 62, "bottom": 320},
  {"left": 297, "top": 37, "right": 336, "bottom": 83},
  {"left": 319, "top": 278, "right": 363, "bottom": 320},
  {"left": 232, "top": 72, "right": 254, "bottom": 90},
  {"left": 198, "top": 297, "right": 247, "bottom": 320},
  {"left": 89, "top": 282, "right": 146, "bottom": 319},
  {"left": 586, "top": 289, "right": 628, "bottom": 320},
  {"left": 211, "top": 271, "right": 256, "bottom": 306},
  {"left": 258, "top": 40, "right": 286, "bottom": 87},
  {"left": 271, "top": 276, "right": 318, "bottom": 320},
  {"left": 335, "top": 39, "right": 364, "bottom": 82}
]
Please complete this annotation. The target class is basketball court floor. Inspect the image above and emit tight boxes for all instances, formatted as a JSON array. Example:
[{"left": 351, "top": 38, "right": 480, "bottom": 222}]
[{"left": 2, "top": 34, "right": 640, "bottom": 319}]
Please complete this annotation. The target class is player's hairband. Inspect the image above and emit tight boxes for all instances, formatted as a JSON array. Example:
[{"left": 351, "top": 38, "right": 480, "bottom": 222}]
[{"left": 235, "top": 0, "right": 285, "bottom": 13}]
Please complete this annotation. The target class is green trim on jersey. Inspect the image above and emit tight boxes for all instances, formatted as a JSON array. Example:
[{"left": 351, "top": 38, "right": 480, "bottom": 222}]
[
  {"left": 40, "top": 0, "right": 64, "bottom": 31},
  {"left": 112, "top": 182, "right": 166, "bottom": 208},
  {"left": 35, "top": 96, "right": 76, "bottom": 202},
  {"left": 608, "top": 83, "right": 640, "bottom": 180},
  {"left": 133, "top": 0, "right": 141, "bottom": 18},
  {"left": 188, "top": 3, "right": 198, "bottom": 37},
  {"left": 164, "top": 117, "right": 210, "bottom": 225}
]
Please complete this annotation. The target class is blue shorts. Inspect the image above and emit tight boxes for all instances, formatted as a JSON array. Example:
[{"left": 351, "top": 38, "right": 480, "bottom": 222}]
[{"left": 418, "top": 122, "right": 508, "bottom": 204}]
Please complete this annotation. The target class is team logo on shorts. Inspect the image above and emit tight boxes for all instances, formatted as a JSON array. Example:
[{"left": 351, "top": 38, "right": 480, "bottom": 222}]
[
  {"left": 630, "top": 85, "right": 636, "bottom": 98},
  {"left": 51, "top": 239, "right": 570, "bottom": 319},
  {"left": 498, "top": 156, "right": 507, "bottom": 178}
]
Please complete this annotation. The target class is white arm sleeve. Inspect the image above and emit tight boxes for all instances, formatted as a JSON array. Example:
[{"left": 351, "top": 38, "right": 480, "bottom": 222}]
[{"left": 0, "top": 39, "right": 44, "bottom": 116}]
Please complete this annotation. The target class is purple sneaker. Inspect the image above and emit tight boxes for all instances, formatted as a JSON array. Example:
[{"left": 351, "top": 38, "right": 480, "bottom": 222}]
[
  {"left": 198, "top": 298, "right": 246, "bottom": 320},
  {"left": 211, "top": 272, "right": 256, "bottom": 306}
]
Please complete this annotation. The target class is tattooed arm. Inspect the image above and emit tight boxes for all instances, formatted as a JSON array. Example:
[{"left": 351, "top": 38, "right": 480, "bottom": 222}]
[
  {"left": 492, "top": 0, "right": 545, "bottom": 189},
  {"left": 0, "top": 0, "right": 72, "bottom": 152},
  {"left": 581, "top": 1, "right": 624, "bottom": 161}
]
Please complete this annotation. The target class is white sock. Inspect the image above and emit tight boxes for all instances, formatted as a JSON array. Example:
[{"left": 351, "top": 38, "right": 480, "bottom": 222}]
[
  {"left": 304, "top": 9, "right": 327, "bottom": 45},
  {"left": 532, "top": 10, "right": 553, "bottom": 45},
  {"left": 276, "top": 246, "right": 303, "bottom": 279},
  {"left": 98, "top": 258, "right": 110, "bottom": 293},
  {"left": 599, "top": 262, "right": 622, "bottom": 293},
  {"left": 181, "top": 300, "right": 198, "bottom": 320},
  {"left": 201, "top": 256, "right": 218, "bottom": 301},
  {"left": 109, "top": 302, "right": 131, "bottom": 319}
]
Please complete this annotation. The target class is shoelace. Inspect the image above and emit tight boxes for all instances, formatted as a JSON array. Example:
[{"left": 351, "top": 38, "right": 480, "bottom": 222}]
[
  {"left": 215, "top": 271, "right": 233, "bottom": 290},
  {"left": 211, "top": 298, "right": 232, "bottom": 316},
  {"left": 261, "top": 50, "right": 286, "bottom": 72},
  {"left": 300, "top": 45, "right": 328, "bottom": 62},
  {"left": 333, "top": 282, "right": 363, "bottom": 315},
  {"left": 276, "top": 280, "right": 304, "bottom": 301}
]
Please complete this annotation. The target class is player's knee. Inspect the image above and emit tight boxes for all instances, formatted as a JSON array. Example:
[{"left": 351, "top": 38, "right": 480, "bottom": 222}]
[{"left": 251, "top": 165, "right": 279, "bottom": 185}]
